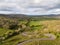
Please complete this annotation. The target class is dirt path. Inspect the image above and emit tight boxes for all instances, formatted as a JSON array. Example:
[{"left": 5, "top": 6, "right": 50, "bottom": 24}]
[
  {"left": 17, "top": 33, "right": 56, "bottom": 45},
  {"left": 17, "top": 37, "right": 55, "bottom": 45}
]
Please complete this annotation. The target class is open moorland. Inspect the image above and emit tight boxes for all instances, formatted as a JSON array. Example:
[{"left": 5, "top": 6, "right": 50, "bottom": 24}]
[{"left": 0, "top": 14, "right": 60, "bottom": 45}]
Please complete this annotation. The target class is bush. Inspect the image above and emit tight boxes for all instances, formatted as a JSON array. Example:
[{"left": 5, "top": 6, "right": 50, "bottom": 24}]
[{"left": 9, "top": 24, "right": 19, "bottom": 30}]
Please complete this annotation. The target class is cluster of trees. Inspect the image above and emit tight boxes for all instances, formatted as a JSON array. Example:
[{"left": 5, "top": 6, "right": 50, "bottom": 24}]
[
  {"left": 0, "top": 16, "right": 31, "bottom": 43},
  {"left": 0, "top": 17, "right": 19, "bottom": 29}
]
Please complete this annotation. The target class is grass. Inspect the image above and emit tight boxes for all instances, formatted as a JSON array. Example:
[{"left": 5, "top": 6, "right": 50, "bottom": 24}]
[
  {"left": 0, "top": 28, "right": 13, "bottom": 36},
  {"left": 1, "top": 19, "right": 60, "bottom": 45},
  {"left": 29, "top": 21, "right": 41, "bottom": 26},
  {"left": 23, "top": 39, "right": 60, "bottom": 45},
  {"left": 2, "top": 34, "right": 30, "bottom": 45}
]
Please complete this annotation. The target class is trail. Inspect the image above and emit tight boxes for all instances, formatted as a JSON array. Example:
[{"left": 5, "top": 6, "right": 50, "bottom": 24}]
[{"left": 17, "top": 33, "right": 56, "bottom": 45}]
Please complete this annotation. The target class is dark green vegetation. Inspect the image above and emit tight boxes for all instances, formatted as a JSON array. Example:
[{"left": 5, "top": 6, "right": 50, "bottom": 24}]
[{"left": 0, "top": 14, "right": 60, "bottom": 45}]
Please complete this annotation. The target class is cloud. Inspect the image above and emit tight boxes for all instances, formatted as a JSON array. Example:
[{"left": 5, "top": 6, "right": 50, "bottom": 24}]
[
  {"left": 47, "top": 9, "right": 60, "bottom": 14},
  {"left": 0, "top": 0, "right": 60, "bottom": 15}
]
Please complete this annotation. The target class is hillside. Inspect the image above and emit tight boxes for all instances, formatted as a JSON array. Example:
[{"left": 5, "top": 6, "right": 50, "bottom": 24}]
[{"left": 0, "top": 14, "right": 60, "bottom": 45}]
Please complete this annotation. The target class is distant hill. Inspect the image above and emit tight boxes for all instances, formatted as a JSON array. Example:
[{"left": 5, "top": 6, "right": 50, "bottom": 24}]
[{"left": 0, "top": 14, "right": 60, "bottom": 19}]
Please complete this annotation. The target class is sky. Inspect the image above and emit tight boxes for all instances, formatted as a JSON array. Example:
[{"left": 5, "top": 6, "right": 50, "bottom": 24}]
[{"left": 0, "top": 0, "right": 60, "bottom": 15}]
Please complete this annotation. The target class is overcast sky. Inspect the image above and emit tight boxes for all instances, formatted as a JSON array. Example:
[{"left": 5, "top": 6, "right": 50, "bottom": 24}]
[{"left": 0, "top": 0, "right": 60, "bottom": 15}]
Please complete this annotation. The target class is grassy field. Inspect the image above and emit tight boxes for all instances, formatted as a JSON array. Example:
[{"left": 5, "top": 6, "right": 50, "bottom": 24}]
[{"left": 0, "top": 15, "right": 60, "bottom": 45}]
